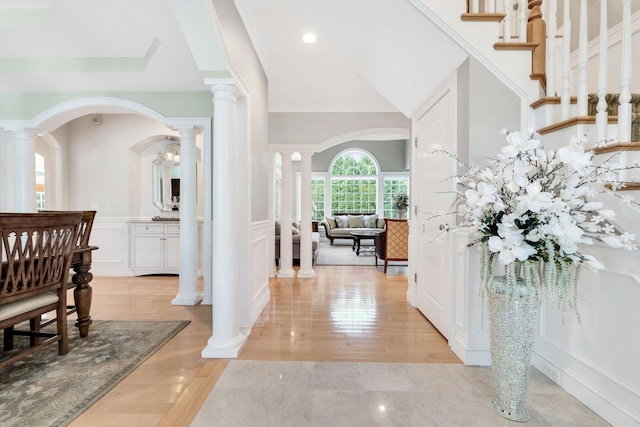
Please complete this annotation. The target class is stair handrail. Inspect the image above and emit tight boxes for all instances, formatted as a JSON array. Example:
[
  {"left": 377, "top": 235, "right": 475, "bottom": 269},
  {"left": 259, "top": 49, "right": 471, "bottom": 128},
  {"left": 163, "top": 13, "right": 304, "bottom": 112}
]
[{"left": 463, "top": 0, "right": 635, "bottom": 143}]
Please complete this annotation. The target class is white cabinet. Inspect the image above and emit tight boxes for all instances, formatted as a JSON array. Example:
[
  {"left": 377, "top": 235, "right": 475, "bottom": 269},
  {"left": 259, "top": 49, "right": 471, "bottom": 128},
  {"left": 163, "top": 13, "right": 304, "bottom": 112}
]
[{"left": 128, "top": 221, "right": 201, "bottom": 276}]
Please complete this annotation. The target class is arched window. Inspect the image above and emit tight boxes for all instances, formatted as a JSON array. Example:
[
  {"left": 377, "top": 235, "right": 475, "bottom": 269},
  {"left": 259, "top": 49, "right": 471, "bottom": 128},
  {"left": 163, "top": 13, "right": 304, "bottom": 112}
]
[{"left": 329, "top": 150, "right": 378, "bottom": 214}]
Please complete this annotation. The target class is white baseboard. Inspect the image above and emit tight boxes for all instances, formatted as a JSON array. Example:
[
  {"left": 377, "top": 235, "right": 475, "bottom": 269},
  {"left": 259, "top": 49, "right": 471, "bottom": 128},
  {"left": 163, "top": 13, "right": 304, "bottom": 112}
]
[
  {"left": 251, "top": 281, "right": 270, "bottom": 325},
  {"left": 532, "top": 353, "right": 640, "bottom": 427},
  {"left": 450, "top": 338, "right": 491, "bottom": 366}
]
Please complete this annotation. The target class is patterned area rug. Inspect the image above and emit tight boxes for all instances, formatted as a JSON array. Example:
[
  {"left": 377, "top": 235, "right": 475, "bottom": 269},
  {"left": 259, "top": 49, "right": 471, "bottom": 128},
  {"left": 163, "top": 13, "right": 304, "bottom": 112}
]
[
  {"left": 315, "top": 238, "right": 379, "bottom": 266},
  {"left": 0, "top": 319, "right": 190, "bottom": 427},
  {"left": 315, "top": 238, "right": 407, "bottom": 268}
]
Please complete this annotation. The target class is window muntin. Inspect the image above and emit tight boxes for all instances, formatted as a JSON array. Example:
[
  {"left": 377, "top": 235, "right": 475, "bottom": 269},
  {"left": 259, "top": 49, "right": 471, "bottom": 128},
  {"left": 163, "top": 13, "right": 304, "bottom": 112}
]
[
  {"left": 311, "top": 177, "right": 325, "bottom": 220},
  {"left": 330, "top": 150, "right": 378, "bottom": 214},
  {"left": 383, "top": 177, "right": 409, "bottom": 218}
]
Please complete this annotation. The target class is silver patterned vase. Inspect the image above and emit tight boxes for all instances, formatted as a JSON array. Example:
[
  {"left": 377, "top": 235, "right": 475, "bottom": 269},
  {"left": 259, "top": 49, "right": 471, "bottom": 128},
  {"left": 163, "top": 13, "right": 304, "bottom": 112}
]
[{"left": 487, "top": 275, "right": 541, "bottom": 422}]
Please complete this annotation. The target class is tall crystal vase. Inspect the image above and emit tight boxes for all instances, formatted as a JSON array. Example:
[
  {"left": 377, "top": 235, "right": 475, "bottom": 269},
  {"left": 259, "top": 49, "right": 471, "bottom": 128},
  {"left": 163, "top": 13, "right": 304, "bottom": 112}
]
[{"left": 487, "top": 275, "right": 541, "bottom": 422}]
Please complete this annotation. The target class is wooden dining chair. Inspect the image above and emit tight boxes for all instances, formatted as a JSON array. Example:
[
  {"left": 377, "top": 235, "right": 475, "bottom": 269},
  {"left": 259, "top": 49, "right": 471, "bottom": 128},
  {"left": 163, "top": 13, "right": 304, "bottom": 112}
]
[{"left": 0, "top": 212, "right": 82, "bottom": 368}]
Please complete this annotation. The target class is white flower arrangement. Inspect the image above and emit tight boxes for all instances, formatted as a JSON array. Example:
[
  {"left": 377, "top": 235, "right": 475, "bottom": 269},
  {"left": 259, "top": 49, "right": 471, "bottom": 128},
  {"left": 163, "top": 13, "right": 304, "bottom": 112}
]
[{"left": 435, "top": 130, "right": 639, "bottom": 318}]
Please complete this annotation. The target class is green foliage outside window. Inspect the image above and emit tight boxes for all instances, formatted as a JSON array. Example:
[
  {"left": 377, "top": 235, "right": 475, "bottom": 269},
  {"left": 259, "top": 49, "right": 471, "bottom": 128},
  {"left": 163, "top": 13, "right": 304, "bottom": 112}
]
[
  {"left": 330, "top": 151, "right": 378, "bottom": 214},
  {"left": 331, "top": 153, "right": 377, "bottom": 176},
  {"left": 311, "top": 178, "right": 325, "bottom": 220},
  {"left": 384, "top": 179, "right": 409, "bottom": 218}
]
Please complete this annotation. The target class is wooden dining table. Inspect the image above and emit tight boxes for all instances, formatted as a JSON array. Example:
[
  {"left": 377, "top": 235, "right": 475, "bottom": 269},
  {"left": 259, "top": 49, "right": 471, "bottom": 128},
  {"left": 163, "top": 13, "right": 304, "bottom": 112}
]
[{"left": 69, "top": 245, "right": 99, "bottom": 337}]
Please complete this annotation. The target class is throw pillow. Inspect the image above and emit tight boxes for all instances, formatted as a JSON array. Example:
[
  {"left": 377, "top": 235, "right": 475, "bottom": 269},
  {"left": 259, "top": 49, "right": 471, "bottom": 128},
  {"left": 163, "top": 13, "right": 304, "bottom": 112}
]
[
  {"left": 348, "top": 214, "right": 364, "bottom": 228},
  {"left": 292, "top": 226, "right": 300, "bottom": 235},
  {"left": 325, "top": 217, "right": 337, "bottom": 229},
  {"left": 376, "top": 218, "right": 385, "bottom": 228},
  {"left": 335, "top": 215, "right": 349, "bottom": 228},
  {"left": 363, "top": 214, "right": 378, "bottom": 228}
]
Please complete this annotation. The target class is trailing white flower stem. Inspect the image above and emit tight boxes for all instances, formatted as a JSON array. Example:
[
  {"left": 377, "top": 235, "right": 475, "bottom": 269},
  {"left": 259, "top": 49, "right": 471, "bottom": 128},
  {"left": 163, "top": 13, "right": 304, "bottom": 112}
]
[{"left": 480, "top": 242, "right": 581, "bottom": 322}]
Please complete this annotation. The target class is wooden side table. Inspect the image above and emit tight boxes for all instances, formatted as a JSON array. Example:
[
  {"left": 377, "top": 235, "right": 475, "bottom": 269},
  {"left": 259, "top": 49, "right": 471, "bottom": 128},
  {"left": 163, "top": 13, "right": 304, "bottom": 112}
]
[{"left": 312, "top": 221, "right": 319, "bottom": 232}]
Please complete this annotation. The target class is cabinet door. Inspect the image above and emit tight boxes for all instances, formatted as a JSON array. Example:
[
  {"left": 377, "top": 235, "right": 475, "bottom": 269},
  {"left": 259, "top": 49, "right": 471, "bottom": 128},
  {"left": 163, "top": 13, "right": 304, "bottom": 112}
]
[
  {"left": 164, "top": 234, "right": 180, "bottom": 272},
  {"left": 131, "top": 234, "right": 164, "bottom": 271}
]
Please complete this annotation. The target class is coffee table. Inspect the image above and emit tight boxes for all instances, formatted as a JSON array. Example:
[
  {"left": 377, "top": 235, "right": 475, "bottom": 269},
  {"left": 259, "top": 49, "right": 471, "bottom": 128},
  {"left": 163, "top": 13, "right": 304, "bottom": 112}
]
[{"left": 350, "top": 230, "right": 383, "bottom": 256}]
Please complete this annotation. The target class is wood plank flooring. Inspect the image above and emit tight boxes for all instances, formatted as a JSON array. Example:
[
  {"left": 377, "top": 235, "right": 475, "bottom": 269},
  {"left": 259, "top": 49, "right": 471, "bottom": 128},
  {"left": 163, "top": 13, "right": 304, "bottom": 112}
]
[{"left": 68, "top": 265, "right": 460, "bottom": 427}]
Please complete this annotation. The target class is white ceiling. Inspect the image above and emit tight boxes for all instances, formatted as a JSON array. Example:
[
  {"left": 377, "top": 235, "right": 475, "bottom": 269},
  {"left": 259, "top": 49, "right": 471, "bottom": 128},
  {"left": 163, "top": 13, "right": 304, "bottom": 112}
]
[
  {"left": 0, "top": 0, "right": 208, "bottom": 93},
  {"left": 0, "top": 0, "right": 469, "bottom": 117}
]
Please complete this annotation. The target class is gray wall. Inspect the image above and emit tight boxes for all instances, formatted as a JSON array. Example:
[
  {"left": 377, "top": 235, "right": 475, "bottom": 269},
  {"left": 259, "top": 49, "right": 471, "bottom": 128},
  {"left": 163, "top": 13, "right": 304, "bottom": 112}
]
[
  {"left": 458, "top": 57, "right": 521, "bottom": 167},
  {"left": 269, "top": 112, "right": 409, "bottom": 146},
  {"left": 311, "top": 139, "right": 408, "bottom": 173},
  {"left": 213, "top": 0, "right": 269, "bottom": 222}
]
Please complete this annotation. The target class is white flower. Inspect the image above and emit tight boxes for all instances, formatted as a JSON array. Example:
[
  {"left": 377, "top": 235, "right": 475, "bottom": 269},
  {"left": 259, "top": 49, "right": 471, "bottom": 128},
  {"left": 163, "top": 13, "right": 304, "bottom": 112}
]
[
  {"left": 600, "top": 236, "right": 626, "bottom": 248},
  {"left": 464, "top": 182, "right": 497, "bottom": 208},
  {"left": 517, "top": 182, "right": 553, "bottom": 212},
  {"left": 557, "top": 142, "right": 593, "bottom": 172},
  {"left": 437, "top": 130, "right": 638, "bottom": 272},
  {"left": 597, "top": 209, "right": 615, "bottom": 219},
  {"left": 488, "top": 233, "right": 537, "bottom": 264},
  {"left": 501, "top": 131, "right": 540, "bottom": 158},
  {"left": 582, "top": 202, "right": 604, "bottom": 211},
  {"left": 582, "top": 254, "right": 605, "bottom": 271}
]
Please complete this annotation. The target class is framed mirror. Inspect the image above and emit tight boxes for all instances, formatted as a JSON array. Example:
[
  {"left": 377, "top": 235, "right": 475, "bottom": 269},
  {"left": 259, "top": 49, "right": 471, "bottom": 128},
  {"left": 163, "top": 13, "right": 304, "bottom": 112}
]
[{"left": 153, "top": 142, "right": 181, "bottom": 211}]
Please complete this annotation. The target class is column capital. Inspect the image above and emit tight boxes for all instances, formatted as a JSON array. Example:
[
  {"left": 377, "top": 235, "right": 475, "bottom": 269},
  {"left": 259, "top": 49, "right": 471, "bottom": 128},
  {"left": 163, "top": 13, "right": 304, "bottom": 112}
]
[
  {"left": 299, "top": 150, "right": 315, "bottom": 159},
  {"left": 4, "top": 127, "right": 40, "bottom": 141},
  {"left": 204, "top": 78, "right": 244, "bottom": 99},
  {"left": 176, "top": 127, "right": 198, "bottom": 140},
  {"left": 278, "top": 149, "right": 296, "bottom": 159}
]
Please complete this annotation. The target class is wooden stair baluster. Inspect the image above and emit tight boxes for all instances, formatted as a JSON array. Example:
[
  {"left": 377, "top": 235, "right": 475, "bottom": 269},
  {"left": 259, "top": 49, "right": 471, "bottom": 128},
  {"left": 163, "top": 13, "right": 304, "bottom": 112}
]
[{"left": 528, "top": 0, "right": 546, "bottom": 90}]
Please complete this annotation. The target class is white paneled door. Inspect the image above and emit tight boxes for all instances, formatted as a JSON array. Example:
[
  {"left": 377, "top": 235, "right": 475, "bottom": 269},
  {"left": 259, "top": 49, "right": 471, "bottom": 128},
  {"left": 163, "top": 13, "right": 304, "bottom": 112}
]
[{"left": 413, "top": 88, "right": 455, "bottom": 340}]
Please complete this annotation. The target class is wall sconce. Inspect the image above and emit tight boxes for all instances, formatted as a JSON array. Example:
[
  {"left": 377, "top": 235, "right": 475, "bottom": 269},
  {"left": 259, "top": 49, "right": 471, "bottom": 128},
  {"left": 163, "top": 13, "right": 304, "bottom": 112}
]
[{"left": 159, "top": 142, "right": 181, "bottom": 166}]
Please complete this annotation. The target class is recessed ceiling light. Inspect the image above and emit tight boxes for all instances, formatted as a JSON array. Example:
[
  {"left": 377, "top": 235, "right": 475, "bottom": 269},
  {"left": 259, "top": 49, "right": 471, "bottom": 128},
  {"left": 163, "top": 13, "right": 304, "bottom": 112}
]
[{"left": 302, "top": 32, "right": 317, "bottom": 44}]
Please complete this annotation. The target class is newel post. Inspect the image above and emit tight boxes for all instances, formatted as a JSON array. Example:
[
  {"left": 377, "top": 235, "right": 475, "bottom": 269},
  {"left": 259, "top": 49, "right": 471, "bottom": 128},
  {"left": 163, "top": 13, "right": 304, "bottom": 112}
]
[{"left": 528, "top": 0, "right": 546, "bottom": 86}]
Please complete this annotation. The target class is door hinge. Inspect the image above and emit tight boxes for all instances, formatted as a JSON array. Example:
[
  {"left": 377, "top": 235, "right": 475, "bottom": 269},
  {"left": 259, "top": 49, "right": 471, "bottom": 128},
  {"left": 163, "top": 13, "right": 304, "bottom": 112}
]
[
  {"left": 414, "top": 137, "right": 418, "bottom": 148},
  {"left": 414, "top": 273, "right": 418, "bottom": 283},
  {"left": 414, "top": 205, "right": 417, "bottom": 215}
]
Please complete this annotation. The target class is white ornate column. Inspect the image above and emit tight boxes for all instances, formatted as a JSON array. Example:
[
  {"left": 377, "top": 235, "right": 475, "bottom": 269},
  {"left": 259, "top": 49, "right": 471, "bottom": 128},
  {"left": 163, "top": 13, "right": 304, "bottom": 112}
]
[
  {"left": 235, "top": 98, "right": 252, "bottom": 334},
  {"left": 201, "top": 81, "right": 247, "bottom": 358},
  {"left": 14, "top": 129, "right": 38, "bottom": 213},
  {"left": 298, "top": 151, "right": 315, "bottom": 278},
  {"left": 278, "top": 150, "right": 295, "bottom": 278},
  {"left": 172, "top": 126, "right": 203, "bottom": 306}
]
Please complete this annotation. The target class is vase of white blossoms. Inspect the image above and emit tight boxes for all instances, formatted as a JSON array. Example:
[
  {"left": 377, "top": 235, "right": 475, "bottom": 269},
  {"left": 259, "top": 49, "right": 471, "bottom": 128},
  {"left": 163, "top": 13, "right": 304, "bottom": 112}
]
[{"left": 444, "top": 130, "right": 639, "bottom": 422}]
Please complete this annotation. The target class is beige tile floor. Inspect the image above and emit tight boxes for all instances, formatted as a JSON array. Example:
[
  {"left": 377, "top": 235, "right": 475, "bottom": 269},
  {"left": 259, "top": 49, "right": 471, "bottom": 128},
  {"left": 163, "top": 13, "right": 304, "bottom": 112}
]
[
  {"left": 63, "top": 267, "right": 610, "bottom": 426},
  {"left": 191, "top": 360, "right": 609, "bottom": 426}
]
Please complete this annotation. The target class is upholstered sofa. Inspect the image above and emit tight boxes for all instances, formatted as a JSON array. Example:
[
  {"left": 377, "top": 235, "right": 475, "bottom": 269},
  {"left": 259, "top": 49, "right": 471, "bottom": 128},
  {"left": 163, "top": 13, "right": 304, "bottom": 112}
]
[
  {"left": 320, "top": 213, "right": 385, "bottom": 245},
  {"left": 274, "top": 221, "right": 320, "bottom": 264}
]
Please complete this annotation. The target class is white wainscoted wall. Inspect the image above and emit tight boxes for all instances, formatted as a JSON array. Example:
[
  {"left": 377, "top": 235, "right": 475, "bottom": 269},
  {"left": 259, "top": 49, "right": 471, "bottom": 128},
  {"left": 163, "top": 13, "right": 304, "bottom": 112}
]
[
  {"left": 245, "top": 220, "right": 272, "bottom": 334},
  {"left": 50, "top": 113, "right": 204, "bottom": 277},
  {"left": 448, "top": 231, "right": 640, "bottom": 426},
  {"left": 90, "top": 217, "right": 131, "bottom": 276},
  {"left": 533, "top": 244, "right": 640, "bottom": 427}
]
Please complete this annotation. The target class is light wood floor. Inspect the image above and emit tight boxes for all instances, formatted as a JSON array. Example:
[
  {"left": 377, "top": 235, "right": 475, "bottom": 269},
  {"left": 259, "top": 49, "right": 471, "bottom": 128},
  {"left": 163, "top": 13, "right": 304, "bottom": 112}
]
[{"left": 69, "top": 265, "right": 460, "bottom": 427}]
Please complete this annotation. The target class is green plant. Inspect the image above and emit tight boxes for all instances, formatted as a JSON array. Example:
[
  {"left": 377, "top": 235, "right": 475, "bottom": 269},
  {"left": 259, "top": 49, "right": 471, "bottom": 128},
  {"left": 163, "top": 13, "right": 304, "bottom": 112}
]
[{"left": 393, "top": 192, "right": 409, "bottom": 211}]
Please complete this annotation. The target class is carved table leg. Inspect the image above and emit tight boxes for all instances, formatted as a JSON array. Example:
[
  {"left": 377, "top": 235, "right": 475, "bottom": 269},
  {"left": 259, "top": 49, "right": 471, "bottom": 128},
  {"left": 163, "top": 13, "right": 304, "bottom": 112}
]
[{"left": 72, "top": 263, "right": 93, "bottom": 338}]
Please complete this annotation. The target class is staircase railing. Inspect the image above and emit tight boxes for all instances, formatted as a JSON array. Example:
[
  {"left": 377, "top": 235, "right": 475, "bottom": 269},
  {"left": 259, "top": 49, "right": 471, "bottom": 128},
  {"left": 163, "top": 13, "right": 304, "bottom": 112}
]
[{"left": 464, "top": 0, "right": 637, "bottom": 144}]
